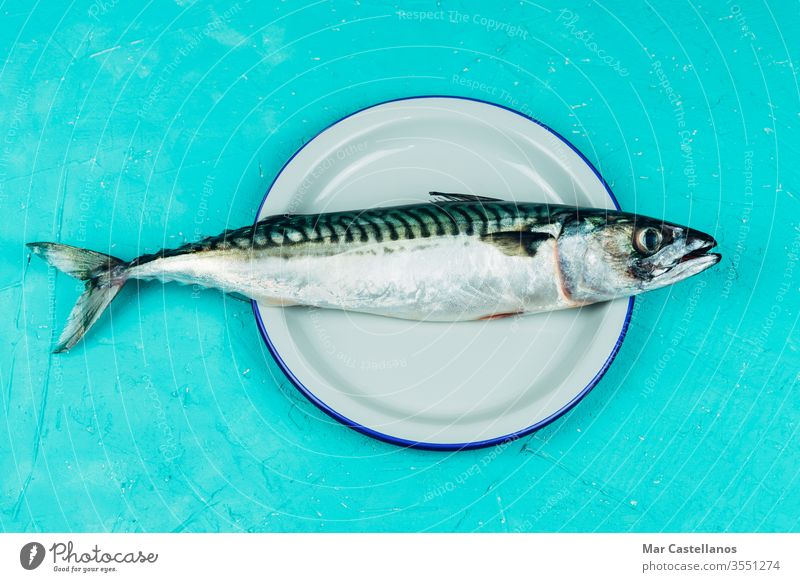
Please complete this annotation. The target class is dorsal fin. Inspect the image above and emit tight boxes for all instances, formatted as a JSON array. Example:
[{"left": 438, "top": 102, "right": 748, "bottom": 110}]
[
  {"left": 480, "top": 230, "right": 554, "bottom": 257},
  {"left": 429, "top": 191, "right": 505, "bottom": 203}
]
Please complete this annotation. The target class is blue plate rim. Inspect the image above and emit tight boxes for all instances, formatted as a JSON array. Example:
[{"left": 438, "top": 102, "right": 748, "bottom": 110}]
[{"left": 251, "top": 94, "right": 634, "bottom": 451}]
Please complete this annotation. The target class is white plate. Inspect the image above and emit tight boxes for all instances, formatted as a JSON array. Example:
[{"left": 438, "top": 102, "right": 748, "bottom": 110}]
[{"left": 253, "top": 96, "right": 632, "bottom": 449}]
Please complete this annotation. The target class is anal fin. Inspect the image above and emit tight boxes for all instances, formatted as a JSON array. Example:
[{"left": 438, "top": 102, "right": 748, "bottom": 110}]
[{"left": 479, "top": 311, "right": 523, "bottom": 321}]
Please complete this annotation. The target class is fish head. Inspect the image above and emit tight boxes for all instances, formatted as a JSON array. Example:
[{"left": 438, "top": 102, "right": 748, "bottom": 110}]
[{"left": 556, "top": 210, "right": 720, "bottom": 302}]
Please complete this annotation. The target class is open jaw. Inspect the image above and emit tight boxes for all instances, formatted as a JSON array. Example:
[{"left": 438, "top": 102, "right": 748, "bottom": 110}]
[
  {"left": 679, "top": 239, "right": 720, "bottom": 264},
  {"left": 663, "top": 235, "right": 721, "bottom": 283}
]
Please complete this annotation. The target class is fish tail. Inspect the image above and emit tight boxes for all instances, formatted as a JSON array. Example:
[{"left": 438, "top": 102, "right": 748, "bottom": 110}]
[{"left": 26, "top": 242, "right": 129, "bottom": 353}]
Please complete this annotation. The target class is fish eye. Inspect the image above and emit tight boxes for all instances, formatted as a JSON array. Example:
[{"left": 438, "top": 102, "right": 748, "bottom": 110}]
[{"left": 634, "top": 227, "right": 663, "bottom": 255}]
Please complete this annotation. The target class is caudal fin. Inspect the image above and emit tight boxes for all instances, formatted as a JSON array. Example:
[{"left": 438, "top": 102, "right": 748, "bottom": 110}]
[{"left": 26, "top": 242, "right": 128, "bottom": 353}]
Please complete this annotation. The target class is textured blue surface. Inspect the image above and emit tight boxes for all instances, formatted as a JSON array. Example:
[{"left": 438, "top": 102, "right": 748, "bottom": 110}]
[{"left": 1, "top": 0, "right": 798, "bottom": 532}]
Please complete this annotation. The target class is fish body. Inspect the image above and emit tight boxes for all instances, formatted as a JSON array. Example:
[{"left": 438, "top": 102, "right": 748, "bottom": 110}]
[
  {"left": 27, "top": 193, "right": 720, "bottom": 352},
  {"left": 128, "top": 200, "right": 569, "bottom": 320}
]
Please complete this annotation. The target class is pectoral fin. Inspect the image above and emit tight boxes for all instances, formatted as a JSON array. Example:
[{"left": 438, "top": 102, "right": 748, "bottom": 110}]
[
  {"left": 480, "top": 230, "right": 553, "bottom": 257},
  {"left": 226, "top": 291, "right": 253, "bottom": 303}
]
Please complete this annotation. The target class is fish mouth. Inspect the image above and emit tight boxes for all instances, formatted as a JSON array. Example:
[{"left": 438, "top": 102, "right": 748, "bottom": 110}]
[
  {"left": 645, "top": 229, "right": 720, "bottom": 287},
  {"left": 678, "top": 230, "right": 720, "bottom": 266}
]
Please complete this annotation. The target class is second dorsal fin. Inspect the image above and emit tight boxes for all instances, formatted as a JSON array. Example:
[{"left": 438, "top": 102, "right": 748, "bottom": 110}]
[{"left": 429, "top": 191, "right": 505, "bottom": 203}]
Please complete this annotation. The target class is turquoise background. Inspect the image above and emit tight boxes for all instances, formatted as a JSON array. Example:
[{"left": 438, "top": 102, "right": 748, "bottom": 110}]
[{"left": 1, "top": 0, "right": 798, "bottom": 532}]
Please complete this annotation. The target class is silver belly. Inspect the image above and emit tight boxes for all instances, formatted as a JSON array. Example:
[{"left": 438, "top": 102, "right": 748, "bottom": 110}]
[{"left": 129, "top": 235, "right": 568, "bottom": 321}]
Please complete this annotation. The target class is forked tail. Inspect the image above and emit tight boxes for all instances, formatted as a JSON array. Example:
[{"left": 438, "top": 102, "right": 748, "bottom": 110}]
[{"left": 26, "top": 242, "right": 129, "bottom": 353}]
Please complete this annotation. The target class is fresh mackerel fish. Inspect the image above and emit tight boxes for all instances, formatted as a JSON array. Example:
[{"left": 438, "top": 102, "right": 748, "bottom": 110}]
[{"left": 28, "top": 192, "right": 720, "bottom": 353}]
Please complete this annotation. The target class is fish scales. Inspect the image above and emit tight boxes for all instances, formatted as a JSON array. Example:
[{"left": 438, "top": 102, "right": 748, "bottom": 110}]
[{"left": 26, "top": 194, "right": 720, "bottom": 352}]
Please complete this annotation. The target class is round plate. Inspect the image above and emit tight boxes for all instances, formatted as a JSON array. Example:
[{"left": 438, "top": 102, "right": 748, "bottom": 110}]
[{"left": 253, "top": 96, "right": 633, "bottom": 450}]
